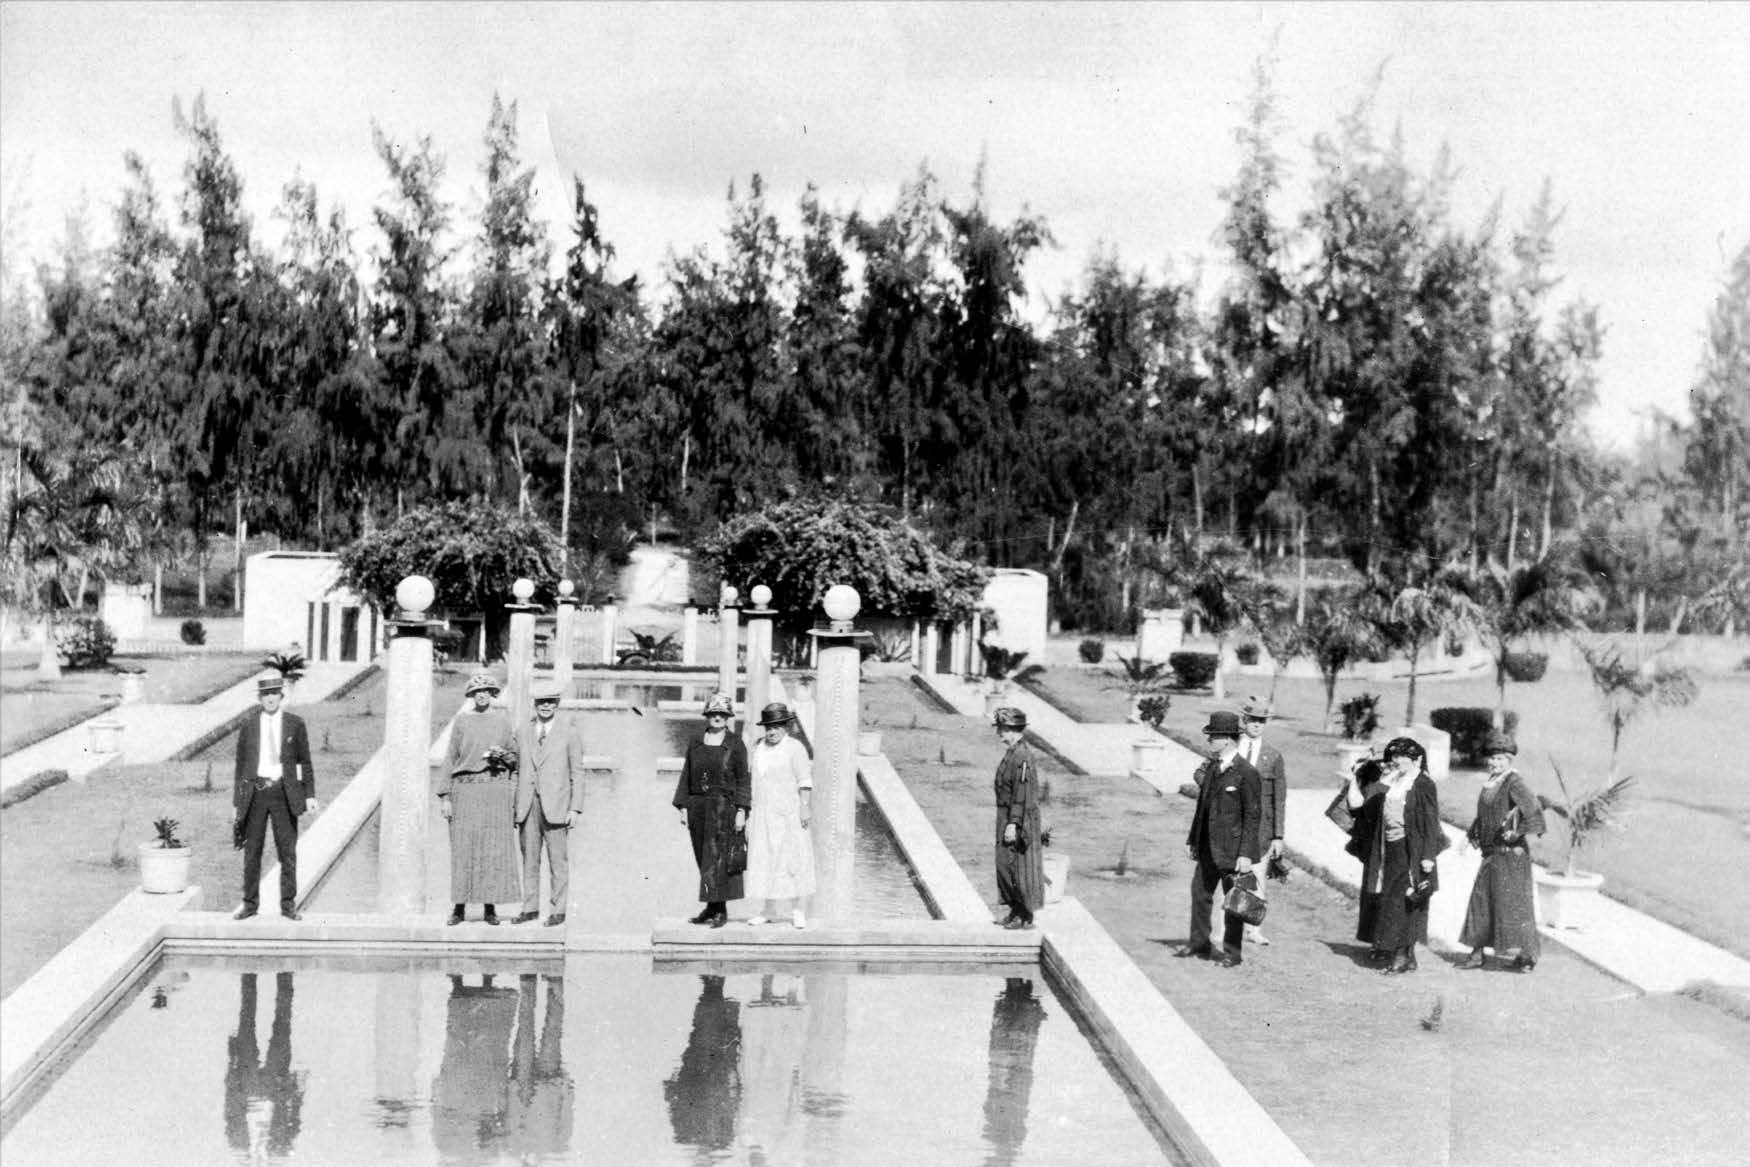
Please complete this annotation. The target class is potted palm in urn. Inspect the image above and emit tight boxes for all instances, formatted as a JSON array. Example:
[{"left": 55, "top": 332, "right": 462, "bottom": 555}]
[
  {"left": 1533, "top": 759, "right": 1634, "bottom": 929},
  {"left": 1040, "top": 829, "right": 1070, "bottom": 905},
  {"left": 139, "top": 817, "right": 192, "bottom": 894}
]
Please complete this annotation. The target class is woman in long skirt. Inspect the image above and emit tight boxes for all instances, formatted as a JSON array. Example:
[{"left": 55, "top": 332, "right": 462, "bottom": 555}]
[
  {"left": 437, "top": 672, "right": 521, "bottom": 925},
  {"left": 672, "top": 693, "right": 751, "bottom": 927},
  {"left": 744, "top": 703, "right": 815, "bottom": 929},
  {"left": 1345, "top": 737, "right": 1447, "bottom": 973},
  {"left": 992, "top": 706, "right": 1045, "bottom": 930},
  {"left": 1459, "top": 730, "right": 1547, "bottom": 971}
]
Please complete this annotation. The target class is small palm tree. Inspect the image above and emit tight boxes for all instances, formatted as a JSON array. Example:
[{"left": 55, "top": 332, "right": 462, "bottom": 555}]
[
  {"left": 1576, "top": 636, "right": 1699, "bottom": 775},
  {"left": 1384, "top": 579, "right": 1479, "bottom": 725},
  {"left": 1307, "top": 593, "right": 1383, "bottom": 732},
  {"left": 1460, "top": 556, "right": 1599, "bottom": 726},
  {"left": 1543, "top": 757, "right": 1634, "bottom": 877},
  {"left": 151, "top": 817, "right": 185, "bottom": 849},
  {"left": 264, "top": 650, "right": 307, "bottom": 682}
]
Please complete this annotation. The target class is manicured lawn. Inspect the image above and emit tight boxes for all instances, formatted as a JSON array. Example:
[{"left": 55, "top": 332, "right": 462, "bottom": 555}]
[
  {"left": 866, "top": 676, "right": 1750, "bottom": 1166},
  {"left": 1, "top": 652, "right": 263, "bottom": 756},
  {"left": 1026, "top": 653, "right": 1750, "bottom": 960}
]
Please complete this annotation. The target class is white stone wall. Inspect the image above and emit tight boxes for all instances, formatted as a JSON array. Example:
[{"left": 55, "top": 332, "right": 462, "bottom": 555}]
[
  {"left": 242, "top": 551, "right": 343, "bottom": 649},
  {"left": 980, "top": 568, "right": 1049, "bottom": 663}
]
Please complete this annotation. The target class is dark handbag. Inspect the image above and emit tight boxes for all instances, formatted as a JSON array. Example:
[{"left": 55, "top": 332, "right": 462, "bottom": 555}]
[
  {"left": 1266, "top": 853, "right": 1292, "bottom": 883},
  {"left": 727, "top": 829, "right": 748, "bottom": 876},
  {"left": 233, "top": 817, "right": 247, "bottom": 851},
  {"left": 1406, "top": 870, "right": 1435, "bottom": 908},
  {"left": 1223, "top": 873, "right": 1267, "bottom": 925},
  {"left": 1324, "top": 789, "right": 1355, "bottom": 834}
]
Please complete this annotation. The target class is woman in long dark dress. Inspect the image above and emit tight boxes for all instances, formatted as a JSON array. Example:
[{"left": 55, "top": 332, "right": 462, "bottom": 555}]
[
  {"left": 436, "top": 671, "right": 520, "bottom": 925},
  {"left": 992, "top": 706, "right": 1045, "bottom": 930},
  {"left": 672, "top": 693, "right": 752, "bottom": 927},
  {"left": 1459, "top": 729, "right": 1547, "bottom": 971},
  {"left": 1345, "top": 737, "right": 1448, "bottom": 974}
]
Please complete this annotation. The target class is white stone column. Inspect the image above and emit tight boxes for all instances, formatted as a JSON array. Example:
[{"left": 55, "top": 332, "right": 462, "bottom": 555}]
[
  {"left": 742, "top": 585, "right": 775, "bottom": 744},
  {"left": 717, "top": 587, "right": 740, "bottom": 708},
  {"left": 553, "top": 582, "right": 578, "bottom": 696},
  {"left": 681, "top": 607, "right": 700, "bottom": 664},
  {"left": 809, "top": 585, "right": 869, "bottom": 923},
  {"left": 378, "top": 575, "right": 436, "bottom": 915},
  {"left": 505, "top": 578, "right": 539, "bottom": 730},
  {"left": 920, "top": 623, "right": 941, "bottom": 675},
  {"left": 599, "top": 603, "right": 619, "bottom": 665}
]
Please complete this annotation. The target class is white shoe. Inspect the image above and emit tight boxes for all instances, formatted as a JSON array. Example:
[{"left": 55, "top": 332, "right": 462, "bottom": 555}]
[
  {"left": 747, "top": 916, "right": 769, "bottom": 926},
  {"left": 1247, "top": 927, "right": 1270, "bottom": 946},
  {"left": 792, "top": 910, "right": 806, "bottom": 929}
]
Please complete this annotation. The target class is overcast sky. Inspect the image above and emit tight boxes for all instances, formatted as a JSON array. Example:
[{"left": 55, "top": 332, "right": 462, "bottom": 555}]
[{"left": 3, "top": 1, "right": 1746, "bottom": 448}]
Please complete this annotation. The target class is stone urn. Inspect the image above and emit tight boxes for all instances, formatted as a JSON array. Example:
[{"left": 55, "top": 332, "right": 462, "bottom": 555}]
[
  {"left": 139, "top": 843, "right": 192, "bottom": 894},
  {"left": 856, "top": 730, "right": 883, "bottom": 757},
  {"left": 1533, "top": 868, "right": 1605, "bottom": 930},
  {"left": 1041, "top": 850, "right": 1070, "bottom": 905}
]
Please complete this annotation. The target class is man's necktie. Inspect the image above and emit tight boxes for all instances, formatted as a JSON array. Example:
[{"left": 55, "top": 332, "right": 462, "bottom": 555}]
[{"left": 264, "top": 719, "right": 279, "bottom": 769}]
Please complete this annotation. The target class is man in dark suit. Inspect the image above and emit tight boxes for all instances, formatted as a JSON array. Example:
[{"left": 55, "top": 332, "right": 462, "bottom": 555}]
[
  {"left": 233, "top": 675, "right": 317, "bottom": 920},
  {"left": 1176, "top": 711, "right": 1262, "bottom": 968},
  {"left": 1239, "top": 695, "right": 1288, "bottom": 945}
]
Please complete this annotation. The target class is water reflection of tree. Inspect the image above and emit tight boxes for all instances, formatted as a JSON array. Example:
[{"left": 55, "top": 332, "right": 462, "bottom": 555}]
[
  {"left": 982, "top": 977, "right": 1046, "bottom": 1167},
  {"left": 741, "top": 973, "right": 808, "bottom": 1166},
  {"left": 507, "top": 973, "right": 573, "bottom": 1161},
  {"left": 431, "top": 973, "right": 517, "bottom": 1164},
  {"left": 223, "top": 971, "right": 305, "bottom": 1163},
  {"left": 663, "top": 973, "right": 743, "bottom": 1161}
]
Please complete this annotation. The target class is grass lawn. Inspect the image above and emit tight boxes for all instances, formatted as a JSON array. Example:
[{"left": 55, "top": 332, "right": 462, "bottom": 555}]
[
  {"left": 0, "top": 652, "right": 263, "bottom": 756},
  {"left": 0, "top": 666, "right": 472, "bottom": 997},
  {"left": 1025, "top": 658, "right": 1750, "bottom": 962},
  {"left": 868, "top": 676, "right": 1750, "bottom": 1166}
]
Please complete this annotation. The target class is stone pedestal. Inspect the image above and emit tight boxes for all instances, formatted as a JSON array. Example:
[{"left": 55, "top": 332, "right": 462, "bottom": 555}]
[
  {"left": 743, "top": 607, "right": 774, "bottom": 744},
  {"left": 599, "top": 604, "right": 619, "bottom": 665},
  {"left": 1136, "top": 608, "right": 1183, "bottom": 663},
  {"left": 681, "top": 607, "right": 699, "bottom": 665},
  {"left": 809, "top": 593, "right": 869, "bottom": 924},
  {"left": 553, "top": 597, "right": 577, "bottom": 694},
  {"left": 506, "top": 604, "right": 539, "bottom": 729},
  {"left": 717, "top": 607, "right": 740, "bottom": 706},
  {"left": 378, "top": 610, "right": 434, "bottom": 915}
]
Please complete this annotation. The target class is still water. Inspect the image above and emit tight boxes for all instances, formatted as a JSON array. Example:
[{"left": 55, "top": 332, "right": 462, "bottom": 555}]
[
  {"left": 307, "top": 708, "right": 932, "bottom": 926},
  {"left": 3, "top": 955, "right": 1183, "bottom": 1166}
]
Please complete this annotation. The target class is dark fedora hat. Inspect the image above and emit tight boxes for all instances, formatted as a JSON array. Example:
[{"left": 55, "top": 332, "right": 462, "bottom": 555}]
[
  {"left": 1482, "top": 729, "right": 1517, "bottom": 756},
  {"left": 757, "top": 702, "right": 795, "bottom": 727},
  {"left": 993, "top": 706, "right": 1027, "bottom": 730},
  {"left": 1202, "top": 711, "right": 1242, "bottom": 738}
]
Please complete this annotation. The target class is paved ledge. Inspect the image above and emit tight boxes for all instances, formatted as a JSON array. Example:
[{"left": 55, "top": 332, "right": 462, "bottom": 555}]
[
  {"left": 0, "top": 886, "right": 200, "bottom": 1117},
  {"left": 652, "top": 917, "right": 1037, "bottom": 963},
  {"left": 165, "top": 911, "right": 570, "bottom": 953},
  {"left": 1040, "top": 899, "right": 1313, "bottom": 1167}
]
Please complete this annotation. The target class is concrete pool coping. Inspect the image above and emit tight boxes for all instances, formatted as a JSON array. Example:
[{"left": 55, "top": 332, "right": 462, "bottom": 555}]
[{"left": 4, "top": 671, "right": 1314, "bottom": 1166}]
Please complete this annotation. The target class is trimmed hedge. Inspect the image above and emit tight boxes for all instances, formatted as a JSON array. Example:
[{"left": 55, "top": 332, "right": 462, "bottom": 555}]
[
  {"left": 1503, "top": 651, "right": 1549, "bottom": 682},
  {"left": 1168, "top": 651, "right": 1218, "bottom": 689},
  {"left": 1431, "top": 707, "right": 1521, "bottom": 766},
  {"left": 1235, "top": 642, "right": 1260, "bottom": 665},
  {"left": 1078, "top": 638, "right": 1105, "bottom": 664},
  {"left": 57, "top": 616, "right": 116, "bottom": 669},
  {"left": 1, "top": 768, "right": 70, "bottom": 808},
  {"left": 1340, "top": 692, "right": 1381, "bottom": 740}
]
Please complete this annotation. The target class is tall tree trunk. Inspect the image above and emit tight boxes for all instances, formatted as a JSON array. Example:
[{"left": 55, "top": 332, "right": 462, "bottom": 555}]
[
  {"left": 1634, "top": 589, "right": 1647, "bottom": 663},
  {"left": 1295, "top": 514, "right": 1308, "bottom": 625},
  {"left": 233, "top": 490, "right": 245, "bottom": 613},
  {"left": 1468, "top": 472, "right": 1481, "bottom": 575},
  {"left": 1405, "top": 644, "right": 1421, "bottom": 724},
  {"left": 560, "top": 383, "right": 577, "bottom": 572},
  {"left": 680, "top": 432, "right": 691, "bottom": 495},
  {"left": 153, "top": 561, "right": 163, "bottom": 616},
  {"left": 1667, "top": 596, "right": 1689, "bottom": 636},
  {"left": 1368, "top": 460, "right": 1382, "bottom": 578},
  {"left": 1050, "top": 500, "right": 1078, "bottom": 576},
  {"left": 1539, "top": 465, "right": 1555, "bottom": 561},
  {"left": 1192, "top": 464, "right": 1205, "bottom": 542},
  {"left": 1506, "top": 486, "right": 1520, "bottom": 572}
]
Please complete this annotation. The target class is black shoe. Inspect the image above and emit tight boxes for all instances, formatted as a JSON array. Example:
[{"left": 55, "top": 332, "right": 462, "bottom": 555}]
[
  {"left": 1004, "top": 916, "right": 1034, "bottom": 930},
  {"left": 1216, "top": 951, "right": 1243, "bottom": 968},
  {"left": 1511, "top": 956, "right": 1537, "bottom": 973},
  {"left": 512, "top": 911, "right": 540, "bottom": 925},
  {"left": 544, "top": 913, "right": 566, "bottom": 927},
  {"left": 233, "top": 906, "right": 258, "bottom": 921},
  {"left": 690, "top": 908, "right": 717, "bottom": 925},
  {"left": 446, "top": 908, "right": 465, "bottom": 926},
  {"left": 1384, "top": 952, "right": 1414, "bottom": 975},
  {"left": 1174, "top": 944, "right": 1213, "bottom": 959},
  {"left": 1458, "top": 951, "right": 1486, "bottom": 970},
  {"left": 708, "top": 912, "right": 728, "bottom": 929},
  {"left": 484, "top": 912, "right": 500, "bottom": 926},
  {"left": 283, "top": 910, "right": 304, "bottom": 922}
]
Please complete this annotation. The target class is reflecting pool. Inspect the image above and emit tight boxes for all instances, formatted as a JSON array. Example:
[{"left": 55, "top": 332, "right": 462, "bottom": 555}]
[{"left": 3, "top": 955, "right": 1185, "bottom": 1165}]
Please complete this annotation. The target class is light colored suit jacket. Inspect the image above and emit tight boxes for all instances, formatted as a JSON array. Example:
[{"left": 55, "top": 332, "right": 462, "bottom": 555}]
[
  {"left": 514, "top": 719, "right": 584, "bottom": 825},
  {"left": 1244, "top": 739, "right": 1287, "bottom": 843}
]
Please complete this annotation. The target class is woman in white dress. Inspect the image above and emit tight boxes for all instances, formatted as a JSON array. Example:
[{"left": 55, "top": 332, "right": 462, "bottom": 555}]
[{"left": 744, "top": 703, "right": 815, "bottom": 928}]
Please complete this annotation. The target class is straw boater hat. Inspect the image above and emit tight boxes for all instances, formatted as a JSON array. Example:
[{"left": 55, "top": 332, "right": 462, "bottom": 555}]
[
  {"left": 464, "top": 671, "right": 501, "bottom": 697},
  {"left": 1240, "top": 695, "right": 1273, "bottom": 720},
  {"left": 531, "top": 681, "right": 564, "bottom": 705},
  {"left": 1201, "top": 711, "right": 1242, "bottom": 738},
  {"left": 257, "top": 676, "right": 285, "bottom": 695},
  {"left": 1482, "top": 729, "right": 1518, "bottom": 757},
  {"left": 703, "top": 693, "right": 734, "bottom": 717},
  {"left": 756, "top": 702, "right": 795, "bottom": 727},
  {"left": 993, "top": 706, "right": 1027, "bottom": 730}
]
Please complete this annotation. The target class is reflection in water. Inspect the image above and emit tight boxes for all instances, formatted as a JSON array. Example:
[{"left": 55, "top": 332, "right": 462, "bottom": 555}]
[
  {"left": 508, "top": 974, "right": 573, "bottom": 1161},
  {"left": 223, "top": 972, "right": 305, "bottom": 1163},
  {"left": 983, "top": 977, "right": 1047, "bottom": 1167},
  {"left": 741, "top": 974, "right": 809, "bottom": 1166},
  {"left": 432, "top": 974, "right": 517, "bottom": 1164},
  {"left": 664, "top": 974, "right": 743, "bottom": 1162}
]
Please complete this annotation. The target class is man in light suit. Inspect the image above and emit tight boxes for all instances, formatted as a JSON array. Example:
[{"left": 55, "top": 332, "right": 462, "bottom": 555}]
[
  {"left": 1176, "top": 711, "right": 1261, "bottom": 968},
  {"left": 513, "top": 683, "right": 584, "bottom": 926},
  {"left": 1239, "top": 695, "right": 1288, "bottom": 945},
  {"left": 233, "top": 675, "right": 318, "bottom": 920}
]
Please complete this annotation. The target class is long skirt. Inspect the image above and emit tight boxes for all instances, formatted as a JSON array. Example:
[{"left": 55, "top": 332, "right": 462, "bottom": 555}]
[
  {"left": 1356, "top": 839, "right": 1428, "bottom": 950},
  {"left": 744, "top": 804, "right": 815, "bottom": 902},
  {"left": 447, "top": 778, "right": 521, "bottom": 903},
  {"left": 1460, "top": 849, "right": 1541, "bottom": 961},
  {"left": 683, "top": 792, "right": 744, "bottom": 903},
  {"left": 994, "top": 816, "right": 1045, "bottom": 914}
]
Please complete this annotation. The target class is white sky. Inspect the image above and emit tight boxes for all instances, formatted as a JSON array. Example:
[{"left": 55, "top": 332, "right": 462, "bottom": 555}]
[{"left": 3, "top": 1, "right": 1747, "bottom": 448}]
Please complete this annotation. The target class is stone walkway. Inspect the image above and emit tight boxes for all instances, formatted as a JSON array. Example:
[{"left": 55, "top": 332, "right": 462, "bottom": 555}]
[
  {"left": 0, "top": 662, "right": 375, "bottom": 798},
  {"left": 918, "top": 672, "right": 1750, "bottom": 996}
]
